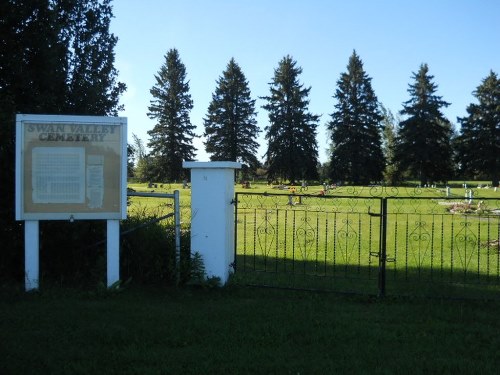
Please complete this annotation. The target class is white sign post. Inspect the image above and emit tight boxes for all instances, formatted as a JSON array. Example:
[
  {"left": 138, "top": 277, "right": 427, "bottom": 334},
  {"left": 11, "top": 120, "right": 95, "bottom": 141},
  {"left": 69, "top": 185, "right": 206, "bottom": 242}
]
[
  {"left": 24, "top": 221, "right": 39, "bottom": 290},
  {"left": 16, "top": 114, "right": 127, "bottom": 291},
  {"left": 107, "top": 220, "right": 120, "bottom": 287}
]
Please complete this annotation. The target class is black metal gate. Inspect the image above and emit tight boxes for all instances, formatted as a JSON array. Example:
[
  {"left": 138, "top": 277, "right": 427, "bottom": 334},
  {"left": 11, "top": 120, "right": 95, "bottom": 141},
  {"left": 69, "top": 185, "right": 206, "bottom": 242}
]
[{"left": 234, "top": 188, "right": 500, "bottom": 299}]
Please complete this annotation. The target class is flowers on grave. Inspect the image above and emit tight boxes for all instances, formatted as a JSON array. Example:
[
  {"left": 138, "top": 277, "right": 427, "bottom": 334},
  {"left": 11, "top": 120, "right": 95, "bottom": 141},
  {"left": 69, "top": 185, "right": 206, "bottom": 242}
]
[{"left": 447, "top": 201, "right": 486, "bottom": 215}]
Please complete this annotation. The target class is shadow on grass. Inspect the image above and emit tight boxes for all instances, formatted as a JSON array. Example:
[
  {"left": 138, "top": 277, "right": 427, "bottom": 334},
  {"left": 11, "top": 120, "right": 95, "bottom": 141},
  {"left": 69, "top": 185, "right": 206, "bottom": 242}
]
[{"left": 233, "top": 254, "right": 500, "bottom": 300}]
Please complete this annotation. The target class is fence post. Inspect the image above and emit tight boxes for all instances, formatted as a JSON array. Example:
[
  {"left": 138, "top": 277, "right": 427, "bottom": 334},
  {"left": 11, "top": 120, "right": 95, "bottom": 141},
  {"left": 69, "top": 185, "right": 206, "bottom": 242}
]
[
  {"left": 174, "top": 189, "right": 181, "bottom": 285},
  {"left": 378, "top": 198, "right": 388, "bottom": 297},
  {"left": 183, "top": 161, "right": 242, "bottom": 284}
]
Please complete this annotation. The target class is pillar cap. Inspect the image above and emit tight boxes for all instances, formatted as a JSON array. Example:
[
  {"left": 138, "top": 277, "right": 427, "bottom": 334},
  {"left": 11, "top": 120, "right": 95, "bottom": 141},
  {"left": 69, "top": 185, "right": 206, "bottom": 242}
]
[{"left": 183, "top": 161, "right": 242, "bottom": 169}]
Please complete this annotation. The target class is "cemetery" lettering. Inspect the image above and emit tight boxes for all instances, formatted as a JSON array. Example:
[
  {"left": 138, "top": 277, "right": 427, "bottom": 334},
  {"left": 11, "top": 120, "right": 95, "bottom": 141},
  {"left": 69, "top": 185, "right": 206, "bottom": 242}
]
[{"left": 38, "top": 133, "right": 107, "bottom": 142}]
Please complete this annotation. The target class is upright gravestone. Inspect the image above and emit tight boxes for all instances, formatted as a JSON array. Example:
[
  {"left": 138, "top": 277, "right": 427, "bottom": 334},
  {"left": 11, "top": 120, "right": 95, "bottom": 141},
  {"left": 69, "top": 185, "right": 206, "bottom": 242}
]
[{"left": 183, "top": 161, "right": 241, "bottom": 284}]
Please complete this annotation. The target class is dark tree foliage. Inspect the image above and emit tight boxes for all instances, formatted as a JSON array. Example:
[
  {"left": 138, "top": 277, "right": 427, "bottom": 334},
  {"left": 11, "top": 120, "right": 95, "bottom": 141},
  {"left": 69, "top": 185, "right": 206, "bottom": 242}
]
[
  {"left": 261, "top": 55, "right": 319, "bottom": 182},
  {"left": 203, "top": 58, "right": 260, "bottom": 169},
  {"left": 64, "top": 0, "right": 126, "bottom": 115},
  {"left": 0, "top": 0, "right": 125, "bottom": 282},
  {"left": 327, "top": 51, "right": 384, "bottom": 185},
  {"left": 394, "top": 64, "right": 453, "bottom": 185},
  {"left": 147, "top": 48, "right": 196, "bottom": 181},
  {"left": 455, "top": 71, "right": 500, "bottom": 186}
]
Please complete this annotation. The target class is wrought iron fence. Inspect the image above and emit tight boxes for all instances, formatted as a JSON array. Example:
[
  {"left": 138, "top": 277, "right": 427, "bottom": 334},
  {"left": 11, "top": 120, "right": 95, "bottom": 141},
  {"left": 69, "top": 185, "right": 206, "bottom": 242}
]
[{"left": 234, "top": 188, "right": 500, "bottom": 299}]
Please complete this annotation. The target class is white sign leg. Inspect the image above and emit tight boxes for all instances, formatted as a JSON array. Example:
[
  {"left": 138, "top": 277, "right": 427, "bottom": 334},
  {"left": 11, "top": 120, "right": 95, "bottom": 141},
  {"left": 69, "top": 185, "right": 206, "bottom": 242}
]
[
  {"left": 25, "top": 220, "right": 39, "bottom": 291},
  {"left": 107, "top": 219, "right": 120, "bottom": 287}
]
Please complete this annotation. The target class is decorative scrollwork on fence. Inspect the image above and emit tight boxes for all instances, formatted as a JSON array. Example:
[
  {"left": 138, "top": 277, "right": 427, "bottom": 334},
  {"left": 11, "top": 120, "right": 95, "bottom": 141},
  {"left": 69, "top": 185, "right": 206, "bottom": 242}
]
[
  {"left": 300, "top": 195, "right": 328, "bottom": 213},
  {"left": 238, "top": 194, "right": 254, "bottom": 209},
  {"left": 337, "top": 218, "right": 358, "bottom": 264},
  {"left": 295, "top": 216, "right": 316, "bottom": 261},
  {"left": 408, "top": 220, "right": 431, "bottom": 267},
  {"left": 256, "top": 212, "right": 275, "bottom": 258},
  {"left": 454, "top": 221, "right": 477, "bottom": 272}
]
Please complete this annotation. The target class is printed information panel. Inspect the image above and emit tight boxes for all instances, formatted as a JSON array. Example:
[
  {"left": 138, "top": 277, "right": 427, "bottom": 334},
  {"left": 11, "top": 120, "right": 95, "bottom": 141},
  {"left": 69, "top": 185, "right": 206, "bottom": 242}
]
[{"left": 16, "top": 114, "right": 127, "bottom": 220}]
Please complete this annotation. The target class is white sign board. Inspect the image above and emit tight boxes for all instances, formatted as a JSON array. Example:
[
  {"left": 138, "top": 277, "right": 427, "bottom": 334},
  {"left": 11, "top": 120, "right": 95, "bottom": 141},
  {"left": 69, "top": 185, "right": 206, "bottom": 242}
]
[{"left": 16, "top": 114, "right": 127, "bottom": 220}]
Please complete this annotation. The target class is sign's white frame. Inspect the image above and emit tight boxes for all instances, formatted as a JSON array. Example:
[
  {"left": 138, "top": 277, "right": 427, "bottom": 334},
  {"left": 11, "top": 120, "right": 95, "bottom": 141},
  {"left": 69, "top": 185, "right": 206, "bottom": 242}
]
[{"left": 16, "top": 114, "right": 127, "bottom": 221}]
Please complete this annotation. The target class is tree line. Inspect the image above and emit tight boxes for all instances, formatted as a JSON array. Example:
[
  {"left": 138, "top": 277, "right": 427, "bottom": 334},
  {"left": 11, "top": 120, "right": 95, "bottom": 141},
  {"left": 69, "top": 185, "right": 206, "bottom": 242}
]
[
  {"left": 137, "top": 49, "right": 500, "bottom": 187},
  {"left": 1, "top": 1, "right": 499, "bottom": 281}
]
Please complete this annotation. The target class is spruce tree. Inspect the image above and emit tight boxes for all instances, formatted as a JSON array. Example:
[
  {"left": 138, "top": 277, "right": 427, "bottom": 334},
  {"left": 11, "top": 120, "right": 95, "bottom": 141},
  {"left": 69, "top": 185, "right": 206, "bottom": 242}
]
[
  {"left": 147, "top": 48, "right": 197, "bottom": 181},
  {"left": 261, "top": 55, "right": 319, "bottom": 183},
  {"left": 327, "top": 51, "right": 384, "bottom": 185},
  {"left": 203, "top": 58, "right": 260, "bottom": 169},
  {"left": 394, "top": 64, "right": 453, "bottom": 185},
  {"left": 456, "top": 71, "right": 500, "bottom": 186}
]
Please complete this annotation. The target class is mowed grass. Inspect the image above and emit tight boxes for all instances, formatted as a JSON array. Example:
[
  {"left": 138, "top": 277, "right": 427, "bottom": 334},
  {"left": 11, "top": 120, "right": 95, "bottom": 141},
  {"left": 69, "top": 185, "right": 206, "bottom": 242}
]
[
  {"left": 232, "top": 185, "right": 500, "bottom": 297},
  {"left": 1, "top": 284, "right": 500, "bottom": 375},
  {"left": 126, "top": 181, "right": 500, "bottom": 297},
  {"left": 2, "top": 182, "right": 499, "bottom": 373},
  {"left": 127, "top": 182, "right": 192, "bottom": 227},
  {"left": 126, "top": 180, "right": 500, "bottom": 214}
]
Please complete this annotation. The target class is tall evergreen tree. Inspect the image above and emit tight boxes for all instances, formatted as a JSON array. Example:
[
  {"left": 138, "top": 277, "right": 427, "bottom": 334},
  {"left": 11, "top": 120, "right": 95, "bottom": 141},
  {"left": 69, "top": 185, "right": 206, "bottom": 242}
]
[
  {"left": 394, "top": 64, "right": 453, "bottom": 185},
  {"left": 456, "top": 71, "right": 500, "bottom": 186},
  {"left": 261, "top": 55, "right": 319, "bottom": 182},
  {"left": 327, "top": 51, "right": 384, "bottom": 184},
  {"left": 203, "top": 58, "right": 260, "bottom": 169},
  {"left": 147, "top": 48, "right": 196, "bottom": 181}
]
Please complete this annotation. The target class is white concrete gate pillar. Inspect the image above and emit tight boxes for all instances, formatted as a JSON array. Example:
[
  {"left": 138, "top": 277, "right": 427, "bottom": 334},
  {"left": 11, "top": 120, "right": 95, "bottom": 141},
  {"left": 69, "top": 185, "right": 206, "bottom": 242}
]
[{"left": 183, "top": 161, "right": 241, "bottom": 284}]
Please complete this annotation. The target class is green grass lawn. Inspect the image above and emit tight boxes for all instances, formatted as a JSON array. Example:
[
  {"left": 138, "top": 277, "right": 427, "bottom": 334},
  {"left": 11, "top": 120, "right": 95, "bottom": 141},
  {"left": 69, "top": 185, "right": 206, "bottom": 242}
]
[
  {"left": 127, "top": 180, "right": 500, "bottom": 213},
  {"left": 233, "top": 188, "right": 500, "bottom": 297},
  {"left": 126, "top": 181, "right": 500, "bottom": 298},
  {"left": 1, "top": 284, "right": 499, "bottom": 375},
  {"left": 3, "top": 182, "right": 498, "bottom": 373}
]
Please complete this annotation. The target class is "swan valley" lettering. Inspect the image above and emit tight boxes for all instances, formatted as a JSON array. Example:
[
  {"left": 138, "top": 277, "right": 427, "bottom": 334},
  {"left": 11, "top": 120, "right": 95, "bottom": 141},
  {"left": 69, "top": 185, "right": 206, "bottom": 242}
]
[{"left": 27, "top": 123, "right": 118, "bottom": 142}]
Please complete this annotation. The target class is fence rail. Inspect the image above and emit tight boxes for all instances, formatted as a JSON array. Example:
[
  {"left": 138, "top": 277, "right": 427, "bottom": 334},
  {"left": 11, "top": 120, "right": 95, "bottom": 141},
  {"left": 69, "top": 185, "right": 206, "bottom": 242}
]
[{"left": 234, "top": 191, "right": 500, "bottom": 299}]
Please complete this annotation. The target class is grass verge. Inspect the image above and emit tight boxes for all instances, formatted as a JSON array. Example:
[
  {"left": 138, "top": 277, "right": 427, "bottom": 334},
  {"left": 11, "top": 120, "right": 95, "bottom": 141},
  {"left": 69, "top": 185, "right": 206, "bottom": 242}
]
[{"left": 1, "top": 284, "right": 499, "bottom": 374}]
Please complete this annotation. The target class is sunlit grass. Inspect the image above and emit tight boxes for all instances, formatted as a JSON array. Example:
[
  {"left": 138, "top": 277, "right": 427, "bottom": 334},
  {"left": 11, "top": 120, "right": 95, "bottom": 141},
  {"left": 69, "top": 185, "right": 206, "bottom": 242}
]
[{"left": 126, "top": 181, "right": 500, "bottom": 298}]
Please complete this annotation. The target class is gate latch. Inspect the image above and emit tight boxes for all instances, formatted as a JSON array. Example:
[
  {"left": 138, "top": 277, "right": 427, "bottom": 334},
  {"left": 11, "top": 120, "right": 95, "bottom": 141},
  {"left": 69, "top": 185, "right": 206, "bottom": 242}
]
[
  {"left": 367, "top": 207, "right": 381, "bottom": 217},
  {"left": 370, "top": 252, "right": 396, "bottom": 263}
]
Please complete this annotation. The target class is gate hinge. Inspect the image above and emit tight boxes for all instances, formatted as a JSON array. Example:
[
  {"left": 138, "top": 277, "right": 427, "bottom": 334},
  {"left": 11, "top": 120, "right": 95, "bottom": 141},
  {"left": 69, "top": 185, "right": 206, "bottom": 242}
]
[
  {"left": 230, "top": 198, "right": 238, "bottom": 205},
  {"left": 370, "top": 251, "right": 379, "bottom": 257}
]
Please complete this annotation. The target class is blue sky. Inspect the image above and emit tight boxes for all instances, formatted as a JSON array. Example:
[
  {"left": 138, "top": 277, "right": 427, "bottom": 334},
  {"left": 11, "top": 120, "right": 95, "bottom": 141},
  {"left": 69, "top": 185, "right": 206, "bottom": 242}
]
[{"left": 110, "top": 0, "right": 500, "bottom": 163}]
